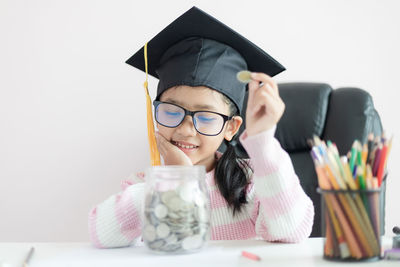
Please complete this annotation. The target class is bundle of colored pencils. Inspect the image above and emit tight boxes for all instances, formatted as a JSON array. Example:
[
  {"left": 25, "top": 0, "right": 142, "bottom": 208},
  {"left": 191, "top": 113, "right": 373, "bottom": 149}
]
[{"left": 310, "top": 133, "right": 392, "bottom": 260}]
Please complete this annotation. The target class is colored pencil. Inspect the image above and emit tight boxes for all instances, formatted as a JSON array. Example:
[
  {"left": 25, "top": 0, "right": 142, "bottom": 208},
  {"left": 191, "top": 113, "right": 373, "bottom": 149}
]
[{"left": 377, "top": 141, "right": 388, "bottom": 186}]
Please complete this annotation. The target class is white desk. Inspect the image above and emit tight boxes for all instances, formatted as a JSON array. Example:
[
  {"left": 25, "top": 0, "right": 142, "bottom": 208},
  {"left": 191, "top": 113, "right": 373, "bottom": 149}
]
[{"left": 0, "top": 238, "right": 397, "bottom": 267}]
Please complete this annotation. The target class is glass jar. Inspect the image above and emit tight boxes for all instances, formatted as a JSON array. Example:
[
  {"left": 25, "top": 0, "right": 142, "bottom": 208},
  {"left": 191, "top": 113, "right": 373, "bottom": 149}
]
[{"left": 143, "top": 165, "right": 210, "bottom": 254}]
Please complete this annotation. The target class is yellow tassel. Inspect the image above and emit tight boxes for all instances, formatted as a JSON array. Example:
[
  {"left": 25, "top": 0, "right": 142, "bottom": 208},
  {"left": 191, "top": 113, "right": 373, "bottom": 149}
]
[{"left": 144, "top": 42, "right": 161, "bottom": 166}]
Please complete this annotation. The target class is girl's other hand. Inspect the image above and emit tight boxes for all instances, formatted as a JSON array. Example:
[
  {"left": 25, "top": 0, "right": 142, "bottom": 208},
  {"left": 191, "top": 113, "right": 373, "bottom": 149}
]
[
  {"left": 245, "top": 72, "right": 285, "bottom": 136},
  {"left": 155, "top": 131, "right": 193, "bottom": 166}
]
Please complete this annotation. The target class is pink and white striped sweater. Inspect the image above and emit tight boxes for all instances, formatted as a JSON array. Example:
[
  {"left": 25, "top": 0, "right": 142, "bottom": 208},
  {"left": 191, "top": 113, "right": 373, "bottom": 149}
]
[{"left": 88, "top": 127, "right": 314, "bottom": 248}]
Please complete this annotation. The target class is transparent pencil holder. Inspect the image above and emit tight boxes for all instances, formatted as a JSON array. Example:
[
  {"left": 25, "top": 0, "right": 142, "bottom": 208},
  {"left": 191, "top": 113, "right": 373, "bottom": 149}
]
[
  {"left": 143, "top": 165, "right": 210, "bottom": 254},
  {"left": 317, "top": 185, "right": 385, "bottom": 262}
]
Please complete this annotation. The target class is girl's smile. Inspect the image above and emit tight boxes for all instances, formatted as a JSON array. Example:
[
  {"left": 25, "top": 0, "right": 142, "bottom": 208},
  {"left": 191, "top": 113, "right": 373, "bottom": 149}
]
[{"left": 172, "top": 140, "right": 199, "bottom": 154}]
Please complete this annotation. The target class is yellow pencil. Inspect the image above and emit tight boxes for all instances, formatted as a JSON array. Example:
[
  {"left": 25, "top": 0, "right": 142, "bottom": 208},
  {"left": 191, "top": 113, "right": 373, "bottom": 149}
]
[
  {"left": 362, "top": 143, "right": 368, "bottom": 166},
  {"left": 325, "top": 211, "right": 335, "bottom": 257}
]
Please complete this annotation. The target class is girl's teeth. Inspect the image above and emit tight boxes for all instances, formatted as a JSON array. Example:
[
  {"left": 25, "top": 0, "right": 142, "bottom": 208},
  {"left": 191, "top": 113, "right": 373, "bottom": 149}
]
[{"left": 175, "top": 142, "right": 197, "bottom": 149}]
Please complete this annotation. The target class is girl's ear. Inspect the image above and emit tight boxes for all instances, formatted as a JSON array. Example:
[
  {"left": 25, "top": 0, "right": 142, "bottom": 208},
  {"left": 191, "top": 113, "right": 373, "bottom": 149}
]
[{"left": 224, "top": 116, "right": 243, "bottom": 141}]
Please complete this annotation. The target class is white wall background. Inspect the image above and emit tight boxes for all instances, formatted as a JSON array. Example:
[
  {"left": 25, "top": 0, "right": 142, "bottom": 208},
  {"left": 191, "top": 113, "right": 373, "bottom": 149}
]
[{"left": 0, "top": 0, "right": 399, "bottom": 241}]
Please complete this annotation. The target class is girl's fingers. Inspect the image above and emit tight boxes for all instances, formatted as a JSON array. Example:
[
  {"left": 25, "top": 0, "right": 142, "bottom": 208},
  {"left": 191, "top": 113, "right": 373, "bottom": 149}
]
[
  {"left": 259, "top": 83, "right": 278, "bottom": 100},
  {"left": 250, "top": 84, "right": 278, "bottom": 106},
  {"left": 250, "top": 72, "right": 276, "bottom": 87},
  {"left": 249, "top": 92, "right": 267, "bottom": 116},
  {"left": 253, "top": 95, "right": 271, "bottom": 115},
  {"left": 251, "top": 72, "right": 279, "bottom": 95},
  {"left": 155, "top": 132, "right": 168, "bottom": 155},
  {"left": 265, "top": 83, "right": 279, "bottom": 97},
  {"left": 248, "top": 77, "right": 278, "bottom": 104},
  {"left": 155, "top": 131, "right": 193, "bottom": 166},
  {"left": 260, "top": 80, "right": 278, "bottom": 97},
  {"left": 156, "top": 131, "right": 182, "bottom": 154},
  {"left": 247, "top": 79, "right": 259, "bottom": 104},
  {"left": 248, "top": 81, "right": 273, "bottom": 110},
  {"left": 250, "top": 88, "right": 283, "bottom": 117}
]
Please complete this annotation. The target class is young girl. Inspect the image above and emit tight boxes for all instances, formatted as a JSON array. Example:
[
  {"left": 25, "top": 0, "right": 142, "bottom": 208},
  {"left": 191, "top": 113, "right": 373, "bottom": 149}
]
[{"left": 88, "top": 7, "right": 314, "bottom": 248}]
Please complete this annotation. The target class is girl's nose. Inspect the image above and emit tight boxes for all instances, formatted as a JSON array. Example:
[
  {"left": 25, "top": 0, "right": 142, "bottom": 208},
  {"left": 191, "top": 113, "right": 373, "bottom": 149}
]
[{"left": 176, "top": 115, "right": 197, "bottom": 136}]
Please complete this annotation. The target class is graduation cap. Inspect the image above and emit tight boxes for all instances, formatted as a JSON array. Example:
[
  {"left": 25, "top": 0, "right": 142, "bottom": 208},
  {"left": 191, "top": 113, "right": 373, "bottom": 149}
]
[
  {"left": 126, "top": 6, "right": 285, "bottom": 114},
  {"left": 125, "top": 6, "right": 285, "bottom": 165}
]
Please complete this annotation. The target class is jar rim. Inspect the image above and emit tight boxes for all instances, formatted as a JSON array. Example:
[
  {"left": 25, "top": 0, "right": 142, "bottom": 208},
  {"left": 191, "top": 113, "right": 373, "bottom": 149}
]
[
  {"left": 146, "top": 165, "right": 206, "bottom": 180},
  {"left": 148, "top": 165, "right": 206, "bottom": 170},
  {"left": 316, "top": 187, "right": 382, "bottom": 193}
]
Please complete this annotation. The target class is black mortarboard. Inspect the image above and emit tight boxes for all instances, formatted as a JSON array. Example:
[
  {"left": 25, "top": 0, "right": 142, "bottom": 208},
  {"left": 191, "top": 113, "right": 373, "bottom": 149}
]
[{"left": 126, "top": 6, "right": 285, "bottom": 115}]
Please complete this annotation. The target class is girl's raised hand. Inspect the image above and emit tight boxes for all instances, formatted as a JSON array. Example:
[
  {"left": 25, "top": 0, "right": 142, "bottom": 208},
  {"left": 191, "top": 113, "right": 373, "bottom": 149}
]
[
  {"left": 155, "top": 132, "right": 193, "bottom": 166},
  {"left": 245, "top": 72, "right": 285, "bottom": 136}
]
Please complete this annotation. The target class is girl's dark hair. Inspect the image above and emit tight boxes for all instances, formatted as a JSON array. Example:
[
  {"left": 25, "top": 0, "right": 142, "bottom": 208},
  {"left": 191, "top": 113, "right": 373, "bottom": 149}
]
[{"left": 215, "top": 94, "right": 253, "bottom": 215}]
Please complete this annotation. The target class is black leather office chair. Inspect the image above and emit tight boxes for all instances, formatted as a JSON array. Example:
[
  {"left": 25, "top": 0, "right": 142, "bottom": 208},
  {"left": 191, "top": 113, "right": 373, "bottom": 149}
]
[{"left": 219, "top": 82, "right": 384, "bottom": 237}]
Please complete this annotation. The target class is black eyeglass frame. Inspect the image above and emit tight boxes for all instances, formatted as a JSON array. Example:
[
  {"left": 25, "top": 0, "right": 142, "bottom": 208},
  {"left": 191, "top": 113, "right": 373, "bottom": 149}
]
[{"left": 153, "top": 100, "right": 234, "bottom": 136}]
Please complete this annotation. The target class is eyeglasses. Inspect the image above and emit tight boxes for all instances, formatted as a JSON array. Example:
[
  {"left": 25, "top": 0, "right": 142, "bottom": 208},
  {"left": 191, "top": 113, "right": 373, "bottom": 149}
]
[{"left": 153, "top": 101, "right": 233, "bottom": 136}]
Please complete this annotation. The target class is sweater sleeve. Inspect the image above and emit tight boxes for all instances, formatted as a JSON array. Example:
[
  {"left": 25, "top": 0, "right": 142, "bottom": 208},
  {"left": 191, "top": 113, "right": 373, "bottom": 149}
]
[
  {"left": 239, "top": 126, "right": 314, "bottom": 243},
  {"left": 88, "top": 173, "right": 145, "bottom": 248}
]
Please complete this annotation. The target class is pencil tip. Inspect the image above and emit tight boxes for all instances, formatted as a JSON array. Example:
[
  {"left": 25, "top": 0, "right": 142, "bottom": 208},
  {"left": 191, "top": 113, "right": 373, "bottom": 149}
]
[
  {"left": 368, "top": 133, "right": 374, "bottom": 140},
  {"left": 307, "top": 138, "right": 314, "bottom": 148}
]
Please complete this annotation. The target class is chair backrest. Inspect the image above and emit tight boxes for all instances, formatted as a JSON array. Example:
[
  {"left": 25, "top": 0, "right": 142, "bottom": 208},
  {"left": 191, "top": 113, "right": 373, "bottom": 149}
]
[{"left": 219, "top": 82, "right": 383, "bottom": 237}]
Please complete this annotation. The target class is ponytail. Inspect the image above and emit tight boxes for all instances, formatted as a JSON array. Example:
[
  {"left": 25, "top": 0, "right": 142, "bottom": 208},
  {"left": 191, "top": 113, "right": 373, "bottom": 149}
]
[
  {"left": 215, "top": 138, "right": 252, "bottom": 215},
  {"left": 214, "top": 92, "right": 253, "bottom": 215}
]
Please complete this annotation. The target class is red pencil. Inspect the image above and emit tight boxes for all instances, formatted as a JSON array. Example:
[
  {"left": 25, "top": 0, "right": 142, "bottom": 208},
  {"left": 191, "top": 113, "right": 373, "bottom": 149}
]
[
  {"left": 372, "top": 145, "right": 382, "bottom": 176},
  {"left": 241, "top": 250, "right": 261, "bottom": 261},
  {"left": 377, "top": 142, "right": 388, "bottom": 186}
]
